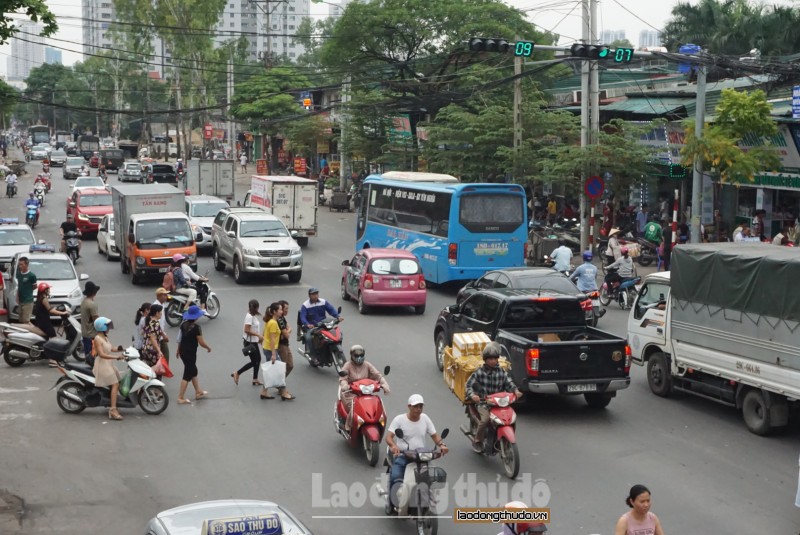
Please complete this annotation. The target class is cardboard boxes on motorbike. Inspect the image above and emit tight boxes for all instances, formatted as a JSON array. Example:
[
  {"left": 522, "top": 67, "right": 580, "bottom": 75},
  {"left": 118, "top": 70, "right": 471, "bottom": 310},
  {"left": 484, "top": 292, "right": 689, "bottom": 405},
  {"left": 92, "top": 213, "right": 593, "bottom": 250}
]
[
  {"left": 443, "top": 346, "right": 511, "bottom": 402},
  {"left": 451, "top": 332, "right": 491, "bottom": 358}
]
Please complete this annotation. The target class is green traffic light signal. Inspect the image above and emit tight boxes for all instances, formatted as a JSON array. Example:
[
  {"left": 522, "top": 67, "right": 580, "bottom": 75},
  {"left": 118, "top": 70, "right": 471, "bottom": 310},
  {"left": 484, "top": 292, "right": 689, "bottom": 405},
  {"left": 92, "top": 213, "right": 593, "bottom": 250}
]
[{"left": 598, "top": 48, "right": 609, "bottom": 58}]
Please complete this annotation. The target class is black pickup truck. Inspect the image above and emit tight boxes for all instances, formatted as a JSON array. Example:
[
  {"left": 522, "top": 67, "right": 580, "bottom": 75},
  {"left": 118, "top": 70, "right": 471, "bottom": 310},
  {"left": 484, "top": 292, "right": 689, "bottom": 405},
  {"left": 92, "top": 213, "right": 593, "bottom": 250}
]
[{"left": 434, "top": 288, "right": 631, "bottom": 408}]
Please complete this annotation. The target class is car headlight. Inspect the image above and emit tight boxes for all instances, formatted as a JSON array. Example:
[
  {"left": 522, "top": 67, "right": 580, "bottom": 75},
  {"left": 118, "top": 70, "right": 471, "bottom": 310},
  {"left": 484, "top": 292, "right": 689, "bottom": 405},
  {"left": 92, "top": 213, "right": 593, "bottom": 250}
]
[
  {"left": 135, "top": 256, "right": 145, "bottom": 265},
  {"left": 191, "top": 224, "right": 201, "bottom": 233},
  {"left": 187, "top": 253, "right": 196, "bottom": 262},
  {"left": 77, "top": 213, "right": 89, "bottom": 221},
  {"left": 243, "top": 247, "right": 258, "bottom": 256},
  {"left": 68, "top": 286, "right": 82, "bottom": 298},
  {"left": 291, "top": 247, "right": 301, "bottom": 256}
]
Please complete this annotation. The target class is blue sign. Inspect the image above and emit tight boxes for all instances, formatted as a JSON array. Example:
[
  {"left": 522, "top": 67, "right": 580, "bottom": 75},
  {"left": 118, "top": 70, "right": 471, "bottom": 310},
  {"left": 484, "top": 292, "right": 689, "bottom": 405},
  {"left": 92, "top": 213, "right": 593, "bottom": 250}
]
[
  {"left": 584, "top": 175, "right": 604, "bottom": 199},
  {"left": 204, "top": 514, "right": 283, "bottom": 535},
  {"left": 793, "top": 86, "right": 800, "bottom": 120},
  {"left": 29, "top": 244, "right": 55, "bottom": 253},
  {"left": 0, "top": 218, "right": 19, "bottom": 224}
]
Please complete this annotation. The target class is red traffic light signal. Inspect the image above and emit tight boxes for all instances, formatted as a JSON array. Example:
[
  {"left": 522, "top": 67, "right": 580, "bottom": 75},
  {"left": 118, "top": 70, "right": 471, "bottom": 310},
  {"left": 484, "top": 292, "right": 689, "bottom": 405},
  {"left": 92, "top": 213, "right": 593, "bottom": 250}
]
[
  {"left": 468, "top": 37, "right": 511, "bottom": 53},
  {"left": 570, "top": 43, "right": 610, "bottom": 59}
]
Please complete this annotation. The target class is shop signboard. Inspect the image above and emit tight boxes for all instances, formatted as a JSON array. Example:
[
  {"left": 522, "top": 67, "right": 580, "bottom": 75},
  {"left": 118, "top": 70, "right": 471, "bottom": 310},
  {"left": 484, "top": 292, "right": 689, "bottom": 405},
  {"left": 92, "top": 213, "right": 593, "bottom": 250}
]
[
  {"left": 204, "top": 124, "right": 213, "bottom": 139},
  {"left": 317, "top": 141, "right": 330, "bottom": 154},
  {"left": 256, "top": 159, "right": 268, "bottom": 174},
  {"left": 293, "top": 157, "right": 307, "bottom": 175}
]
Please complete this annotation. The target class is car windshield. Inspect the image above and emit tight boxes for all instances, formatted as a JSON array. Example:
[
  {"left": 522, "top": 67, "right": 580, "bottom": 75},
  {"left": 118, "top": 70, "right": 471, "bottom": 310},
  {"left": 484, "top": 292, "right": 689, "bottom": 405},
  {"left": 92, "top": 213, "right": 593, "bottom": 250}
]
[
  {"left": 33, "top": 145, "right": 48, "bottom": 151},
  {"left": 50, "top": 150, "right": 66, "bottom": 158},
  {"left": 503, "top": 300, "right": 585, "bottom": 328},
  {"left": 511, "top": 274, "right": 580, "bottom": 295},
  {"left": 135, "top": 219, "right": 193, "bottom": 248},
  {"left": 66, "top": 158, "right": 84, "bottom": 166},
  {"left": 240, "top": 220, "right": 289, "bottom": 237},
  {"left": 79, "top": 193, "right": 112, "bottom": 207},
  {"left": 107, "top": 218, "right": 114, "bottom": 232},
  {"left": 152, "top": 165, "right": 173, "bottom": 173},
  {"left": 27, "top": 257, "right": 76, "bottom": 280},
  {"left": 0, "top": 228, "right": 34, "bottom": 245},
  {"left": 369, "top": 258, "right": 420, "bottom": 275},
  {"left": 75, "top": 178, "right": 105, "bottom": 188},
  {"left": 125, "top": 164, "right": 140, "bottom": 170},
  {"left": 191, "top": 202, "right": 228, "bottom": 218}
]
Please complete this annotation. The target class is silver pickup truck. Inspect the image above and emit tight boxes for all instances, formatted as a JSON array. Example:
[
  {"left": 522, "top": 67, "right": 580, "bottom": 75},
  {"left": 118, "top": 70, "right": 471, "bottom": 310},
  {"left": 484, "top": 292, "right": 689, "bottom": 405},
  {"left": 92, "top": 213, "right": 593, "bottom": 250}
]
[{"left": 211, "top": 210, "right": 303, "bottom": 284}]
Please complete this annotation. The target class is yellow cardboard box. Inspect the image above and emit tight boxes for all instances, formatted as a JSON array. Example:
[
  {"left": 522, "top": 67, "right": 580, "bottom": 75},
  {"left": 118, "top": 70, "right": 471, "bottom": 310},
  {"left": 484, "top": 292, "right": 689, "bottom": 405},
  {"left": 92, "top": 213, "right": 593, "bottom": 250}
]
[
  {"left": 452, "top": 331, "right": 491, "bottom": 358},
  {"left": 443, "top": 347, "right": 511, "bottom": 402}
]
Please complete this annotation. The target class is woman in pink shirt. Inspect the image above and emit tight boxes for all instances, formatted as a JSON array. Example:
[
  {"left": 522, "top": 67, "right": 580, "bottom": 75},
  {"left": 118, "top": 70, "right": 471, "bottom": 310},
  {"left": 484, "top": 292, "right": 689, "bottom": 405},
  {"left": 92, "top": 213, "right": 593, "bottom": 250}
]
[{"left": 614, "top": 484, "right": 665, "bottom": 535}]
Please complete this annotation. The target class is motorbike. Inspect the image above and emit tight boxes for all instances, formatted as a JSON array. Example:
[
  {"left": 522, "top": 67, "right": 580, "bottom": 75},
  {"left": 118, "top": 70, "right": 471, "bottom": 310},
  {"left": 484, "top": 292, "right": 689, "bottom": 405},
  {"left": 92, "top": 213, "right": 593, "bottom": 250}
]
[
  {"left": 460, "top": 391, "right": 520, "bottom": 479},
  {"left": 52, "top": 347, "right": 169, "bottom": 416},
  {"left": 585, "top": 289, "right": 604, "bottom": 326},
  {"left": 1, "top": 307, "right": 83, "bottom": 367},
  {"left": 334, "top": 366, "right": 390, "bottom": 466},
  {"left": 381, "top": 428, "right": 449, "bottom": 535},
  {"left": 600, "top": 267, "right": 641, "bottom": 310},
  {"left": 164, "top": 275, "right": 220, "bottom": 327},
  {"left": 65, "top": 230, "right": 80, "bottom": 263},
  {"left": 42, "top": 163, "right": 50, "bottom": 174},
  {"left": 25, "top": 204, "right": 38, "bottom": 228},
  {"left": 5, "top": 181, "right": 16, "bottom": 198},
  {"left": 299, "top": 312, "right": 345, "bottom": 372},
  {"left": 34, "top": 183, "right": 46, "bottom": 207},
  {"left": 78, "top": 168, "right": 89, "bottom": 177},
  {"left": 35, "top": 173, "right": 52, "bottom": 192},
  {"left": 634, "top": 237, "right": 658, "bottom": 266}
]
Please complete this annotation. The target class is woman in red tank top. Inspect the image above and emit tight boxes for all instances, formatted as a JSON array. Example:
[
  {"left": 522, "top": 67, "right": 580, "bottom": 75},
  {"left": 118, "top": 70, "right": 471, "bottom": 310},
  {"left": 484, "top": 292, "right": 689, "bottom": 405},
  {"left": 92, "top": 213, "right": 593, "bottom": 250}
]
[{"left": 614, "top": 484, "right": 665, "bottom": 535}]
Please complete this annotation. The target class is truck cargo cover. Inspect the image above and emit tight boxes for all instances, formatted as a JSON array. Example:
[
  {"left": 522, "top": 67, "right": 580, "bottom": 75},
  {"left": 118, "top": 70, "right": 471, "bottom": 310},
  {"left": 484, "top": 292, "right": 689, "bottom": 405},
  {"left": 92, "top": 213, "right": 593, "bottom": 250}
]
[{"left": 671, "top": 243, "right": 800, "bottom": 322}]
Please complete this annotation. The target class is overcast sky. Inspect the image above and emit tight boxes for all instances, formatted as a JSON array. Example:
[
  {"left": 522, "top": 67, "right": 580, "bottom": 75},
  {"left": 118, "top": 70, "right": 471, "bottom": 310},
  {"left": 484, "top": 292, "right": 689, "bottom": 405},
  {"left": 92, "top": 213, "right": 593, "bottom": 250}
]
[{"left": 1, "top": 0, "right": 797, "bottom": 75}]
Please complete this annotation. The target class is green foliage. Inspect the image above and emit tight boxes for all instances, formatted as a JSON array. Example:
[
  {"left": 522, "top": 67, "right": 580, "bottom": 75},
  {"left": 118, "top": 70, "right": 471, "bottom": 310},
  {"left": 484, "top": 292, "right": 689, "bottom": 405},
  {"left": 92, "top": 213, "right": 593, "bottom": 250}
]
[
  {"left": 0, "top": 0, "right": 57, "bottom": 44},
  {"left": 283, "top": 115, "right": 332, "bottom": 160},
  {"left": 231, "top": 67, "right": 311, "bottom": 134},
  {"left": 681, "top": 89, "right": 780, "bottom": 184},
  {"left": 609, "top": 38, "right": 635, "bottom": 49}
]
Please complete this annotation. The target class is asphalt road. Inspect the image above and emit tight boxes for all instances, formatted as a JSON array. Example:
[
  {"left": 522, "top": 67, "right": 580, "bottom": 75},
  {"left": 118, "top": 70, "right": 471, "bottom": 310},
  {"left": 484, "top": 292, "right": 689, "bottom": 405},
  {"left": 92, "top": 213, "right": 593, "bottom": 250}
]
[{"left": 1, "top": 158, "right": 799, "bottom": 535}]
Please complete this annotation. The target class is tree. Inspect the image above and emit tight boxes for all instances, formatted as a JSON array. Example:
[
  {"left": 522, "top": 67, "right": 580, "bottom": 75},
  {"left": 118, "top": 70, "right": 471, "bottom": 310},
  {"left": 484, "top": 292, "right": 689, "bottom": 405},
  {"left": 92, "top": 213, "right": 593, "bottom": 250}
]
[
  {"left": 609, "top": 38, "right": 634, "bottom": 49},
  {"left": 283, "top": 115, "right": 332, "bottom": 165},
  {"left": 0, "top": 0, "right": 57, "bottom": 44},
  {"left": 681, "top": 88, "right": 780, "bottom": 184}
]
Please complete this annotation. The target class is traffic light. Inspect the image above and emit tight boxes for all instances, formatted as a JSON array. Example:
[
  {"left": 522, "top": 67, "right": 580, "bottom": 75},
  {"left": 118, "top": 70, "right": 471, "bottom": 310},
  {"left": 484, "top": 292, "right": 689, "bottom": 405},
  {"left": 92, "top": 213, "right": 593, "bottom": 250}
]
[
  {"left": 613, "top": 48, "right": 634, "bottom": 63},
  {"left": 514, "top": 41, "right": 535, "bottom": 58},
  {"left": 570, "top": 43, "right": 610, "bottom": 59},
  {"left": 302, "top": 98, "right": 312, "bottom": 110},
  {"left": 468, "top": 37, "right": 511, "bottom": 53}
]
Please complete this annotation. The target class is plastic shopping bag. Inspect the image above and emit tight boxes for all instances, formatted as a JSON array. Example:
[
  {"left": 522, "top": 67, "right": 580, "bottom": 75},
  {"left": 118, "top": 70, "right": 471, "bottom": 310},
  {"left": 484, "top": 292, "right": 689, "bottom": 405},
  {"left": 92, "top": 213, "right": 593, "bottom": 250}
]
[
  {"left": 260, "top": 360, "right": 287, "bottom": 389},
  {"left": 119, "top": 371, "right": 133, "bottom": 397},
  {"left": 152, "top": 356, "right": 174, "bottom": 378}
]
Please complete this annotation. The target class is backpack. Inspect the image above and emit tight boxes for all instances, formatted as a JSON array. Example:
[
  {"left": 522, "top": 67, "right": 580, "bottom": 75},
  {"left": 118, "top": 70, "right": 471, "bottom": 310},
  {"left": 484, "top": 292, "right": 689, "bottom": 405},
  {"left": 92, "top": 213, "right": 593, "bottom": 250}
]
[{"left": 162, "top": 269, "right": 176, "bottom": 292}]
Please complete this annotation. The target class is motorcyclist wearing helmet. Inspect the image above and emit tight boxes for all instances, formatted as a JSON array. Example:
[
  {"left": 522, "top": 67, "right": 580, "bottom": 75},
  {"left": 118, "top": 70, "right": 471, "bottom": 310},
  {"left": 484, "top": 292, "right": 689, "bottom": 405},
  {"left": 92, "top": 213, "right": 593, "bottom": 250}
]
[
  {"left": 465, "top": 342, "right": 522, "bottom": 453},
  {"left": 499, "top": 501, "right": 548, "bottom": 534},
  {"left": 32, "top": 283, "right": 71, "bottom": 365},
  {"left": 549, "top": 239, "right": 573, "bottom": 274},
  {"left": 59, "top": 213, "right": 82, "bottom": 255},
  {"left": 338, "top": 344, "right": 390, "bottom": 432},
  {"left": 25, "top": 192, "right": 41, "bottom": 223},
  {"left": 570, "top": 250, "right": 599, "bottom": 293},
  {"left": 92, "top": 317, "right": 126, "bottom": 421},
  {"left": 175, "top": 158, "right": 184, "bottom": 174},
  {"left": 299, "top": 287, "right": 342, "bottom": 366},
  {"left": 605, "top": 246, "right": 635, "bottom": 288},
  {"left": 170, "top": 253, "right": 197, "bottom": 310}
]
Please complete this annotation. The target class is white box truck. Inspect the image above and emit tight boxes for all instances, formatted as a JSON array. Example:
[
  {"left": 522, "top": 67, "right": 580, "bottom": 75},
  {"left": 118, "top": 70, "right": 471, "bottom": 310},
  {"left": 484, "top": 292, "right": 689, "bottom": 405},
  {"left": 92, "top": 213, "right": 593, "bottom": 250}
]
[
  {"left": 185, "top": 159, "right": 235, "bottom": 202},
  {"left": 627, "top": 243, "right": 800, "bottom": 435},
  {"left": 243, "top": 175, "right": 318, "bottom": 247},
  {"left": 112, "top": 184, "right": 199, "bottom": 284}
]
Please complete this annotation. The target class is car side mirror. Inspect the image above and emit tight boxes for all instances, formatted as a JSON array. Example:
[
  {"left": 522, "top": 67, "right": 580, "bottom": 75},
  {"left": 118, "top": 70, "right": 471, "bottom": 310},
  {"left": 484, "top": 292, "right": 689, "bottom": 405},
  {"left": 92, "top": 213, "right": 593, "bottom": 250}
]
[
  {"left": 69, "top": 202, "right": 76, "bottom": 207},
  {"left": 440, "top": 428, "right": 449, "bottom": 439},
  {"left": 195, "top": 232, "right": 203, "bottom": 241},
  {"left": 338, "top": 371, "right": 347, "bottom": 377},
  {"left": 337, "top": 306, "right": 342, "bottom": 313},
  {"left": 447, "top": 304, "right": 460, "bottom": 313},
  {"left": 38, "top": 239, "right": 45, "bottom": 245},
  {"left": 128, "top": 234, "right": 135, "bottom": 244},
  {"left": 291, "top": 230, "right": 298, "bottom": 238},
  {"left": 237, "top": 200, "right": 241, "bottom": 207},
  {"left": 79, "top": 273, "right": 89, "bottom": 281},
  {"left": 383, "top": 365, "right": 390, "bottom": 375},
  {"left": 226, "top": 231, "right": 235, "bottom": 238},
  {"left": 394, "top": 429, "right": 404, "bottom": 439},
  {"left": 341, "top": 260, "right": 350, "bottom": 266}
]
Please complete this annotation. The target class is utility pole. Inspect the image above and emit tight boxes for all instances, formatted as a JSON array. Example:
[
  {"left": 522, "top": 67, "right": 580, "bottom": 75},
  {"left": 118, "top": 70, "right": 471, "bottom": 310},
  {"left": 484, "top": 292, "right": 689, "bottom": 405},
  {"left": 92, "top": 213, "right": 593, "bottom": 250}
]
[
  {"left": 52, "top": 91, "right": 56, "bottom": 134},
  {"left": 588, "top": 0, "right": 600, "bottom": 252},
  {"left": 579, "top": 0, "right": 590, "bottom": 252},
  {"left": 339, "top": 75, "right": 351, "bottom": 191},
  {"left": 513, "top": 35, "right": 523, "bottom": 179},
  {"left": 227, "top": 56, "right": 234, "bottom": 160},
  {"left": 690, "top": 65, "right": 707, "bottom": 243}
]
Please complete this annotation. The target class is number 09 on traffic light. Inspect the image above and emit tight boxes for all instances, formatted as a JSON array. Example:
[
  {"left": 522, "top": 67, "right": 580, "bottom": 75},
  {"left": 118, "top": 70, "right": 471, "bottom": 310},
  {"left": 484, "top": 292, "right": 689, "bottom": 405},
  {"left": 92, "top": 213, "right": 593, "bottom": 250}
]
[{"left": 514, "top": 41, "right": 534, "bottom": 58}]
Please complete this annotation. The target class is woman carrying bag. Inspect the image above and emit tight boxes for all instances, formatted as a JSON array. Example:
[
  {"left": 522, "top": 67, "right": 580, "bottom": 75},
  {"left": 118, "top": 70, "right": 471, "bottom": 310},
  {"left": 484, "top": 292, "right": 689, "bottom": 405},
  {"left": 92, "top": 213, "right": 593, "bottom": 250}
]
[
  {"left": 232, "top": 299, "right": 263, "bottom": 386},
  {"left": 260, "top": 303, "right": 294, "bottom": 401},
  {"left": 176, "top": 305, "right": 211, "bottom": 405}
]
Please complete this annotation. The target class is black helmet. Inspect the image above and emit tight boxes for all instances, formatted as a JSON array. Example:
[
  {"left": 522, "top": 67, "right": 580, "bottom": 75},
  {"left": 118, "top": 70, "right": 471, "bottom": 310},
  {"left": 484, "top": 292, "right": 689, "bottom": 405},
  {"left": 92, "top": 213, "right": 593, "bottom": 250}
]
[
  {"left": 482, "top": 342, "right": 502, "bottom": 360},
  {"left": 350, "top": 344, "right": 365, "bottom": 364}
]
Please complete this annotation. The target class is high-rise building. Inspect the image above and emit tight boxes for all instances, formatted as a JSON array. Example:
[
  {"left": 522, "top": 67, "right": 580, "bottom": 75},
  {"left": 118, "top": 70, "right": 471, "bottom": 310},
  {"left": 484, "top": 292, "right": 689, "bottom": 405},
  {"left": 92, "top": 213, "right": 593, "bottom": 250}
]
[
  {"left": 7, "top": 21, "right": 44, "bottom": 82},
  {"left": 599, "top": 29, "right": 626, "bottom": 44},
  {"left": 328, "top": 0, "right": 351, "bottom": 18},
  {"left": 45, "top": 47, "right": 62, "bottom": 65},
  {"left": 638, "top": 29, "right": 662, "bottom": 49}
]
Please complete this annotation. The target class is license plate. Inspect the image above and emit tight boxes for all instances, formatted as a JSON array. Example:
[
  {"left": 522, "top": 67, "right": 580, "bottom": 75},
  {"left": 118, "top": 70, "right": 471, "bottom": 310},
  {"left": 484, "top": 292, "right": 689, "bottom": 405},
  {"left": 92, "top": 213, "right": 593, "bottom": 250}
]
[
  {"left": 270, "top": 257, "right": 281, "bottom": 266},
  {"left": 591, "top": 299, "right": 600, "bottom": 307},
  {"left": 158, "top": 267, "right": 169, "bottom": 273},
  {"left": 567, "top": 384, "right": 597, "bottom": 393},
  {"left": 389, "top": 279, "right": 402, "bottom": 288}
]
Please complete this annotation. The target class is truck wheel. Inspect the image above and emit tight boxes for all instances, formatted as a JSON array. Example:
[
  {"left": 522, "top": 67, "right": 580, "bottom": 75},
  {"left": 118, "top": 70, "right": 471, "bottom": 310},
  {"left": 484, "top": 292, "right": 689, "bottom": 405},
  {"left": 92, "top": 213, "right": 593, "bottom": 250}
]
[
  {"left": 297, "top": 237, "right": 309, "bottom": 247},
  {"left": 213, "top": 248, "right": 225, "bottom": 271},
  {"left": 647, "top": 352, "right": 672, "bottom": 397},
  {"left": 584, "top": 393, "right": 612, "bottom": 409},
  {"left": 233, "top": 257, "right": 248, "bottom": 284},
  {"left": 288, "top": 270, "right": 302, "bottom": 283},
  {"left": 120, "top": 257, "right": 129, "bottom": 274},
  {"left": 742, "top": 390, "right": 775, "bottom": 436},
  {"left": 434, "top": 331, "right": 447, "bottom": 372},
  {"left": 130, "top": 267, "right": 141, "bottom": 285}
]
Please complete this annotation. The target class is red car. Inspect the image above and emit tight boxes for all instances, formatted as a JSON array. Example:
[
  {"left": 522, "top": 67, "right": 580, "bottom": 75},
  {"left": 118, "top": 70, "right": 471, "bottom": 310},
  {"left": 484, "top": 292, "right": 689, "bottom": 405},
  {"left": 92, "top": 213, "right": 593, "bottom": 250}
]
[
  {"left": 89, "top": 152, "right": 100, "bottom": 168},
  {"left": 341, "top": 248, "right": 427, "bottom": 315},
  {"left": 66, "top": 187, "right": 113, "bottom": 234}
]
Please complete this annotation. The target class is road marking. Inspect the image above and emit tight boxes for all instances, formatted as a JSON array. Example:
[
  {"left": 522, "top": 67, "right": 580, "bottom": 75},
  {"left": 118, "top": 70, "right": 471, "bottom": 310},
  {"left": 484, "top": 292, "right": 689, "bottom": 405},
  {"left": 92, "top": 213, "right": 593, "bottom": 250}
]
[
  {"left": 0, "top": 387, "right": 39, "bottom": 394},
  {"left": 0, "top": 413, "right": 36, "bottom": 420}
]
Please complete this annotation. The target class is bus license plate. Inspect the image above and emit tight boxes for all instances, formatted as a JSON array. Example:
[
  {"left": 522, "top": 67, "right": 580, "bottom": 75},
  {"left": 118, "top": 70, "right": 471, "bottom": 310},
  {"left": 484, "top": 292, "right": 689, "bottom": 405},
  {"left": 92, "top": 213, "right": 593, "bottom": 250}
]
[
  {"left": 270, "top": 258, "right": 281, "bottom": 266},
  {"left": 390, "top": 279, "right": 402, "bottom": 288},
  {"left": 158, "top": 267, "right": 169, "bottom": 273},
  {"left": 567, "top": 384, "right": 597, "bottom": 393}
]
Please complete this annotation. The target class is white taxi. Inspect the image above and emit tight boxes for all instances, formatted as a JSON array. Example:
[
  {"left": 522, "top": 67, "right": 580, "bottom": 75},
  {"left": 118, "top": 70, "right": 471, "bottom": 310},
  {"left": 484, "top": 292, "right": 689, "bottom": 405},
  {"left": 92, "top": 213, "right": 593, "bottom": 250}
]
[{"left": 145, "top": 500, "right": 313, "bottom": 535}]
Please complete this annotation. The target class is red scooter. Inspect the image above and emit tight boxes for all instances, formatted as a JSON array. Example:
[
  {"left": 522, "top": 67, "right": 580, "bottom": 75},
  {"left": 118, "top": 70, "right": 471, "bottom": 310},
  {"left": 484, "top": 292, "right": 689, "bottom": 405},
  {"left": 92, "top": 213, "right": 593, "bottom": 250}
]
[
  {"left": 460, "top": 391, "right": 520, "bottom": 479},
  {"left": 335, "top": 366, "right": 390, "bottom": 466},
  {"left": 298, "top": 310, "right": 346, "bottom": 373}
]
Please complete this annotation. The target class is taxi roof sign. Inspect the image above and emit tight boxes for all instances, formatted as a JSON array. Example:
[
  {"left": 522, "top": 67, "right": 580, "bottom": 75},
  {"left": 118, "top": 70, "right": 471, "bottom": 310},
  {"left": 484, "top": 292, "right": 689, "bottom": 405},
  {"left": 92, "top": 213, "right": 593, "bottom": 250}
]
[
  {"left": 0, "top": 218, "right": 19, "bottom": 224},
  {"left": 203, "top": 514, "right": 283, "bottom": 535},
  {"left": 29, "top": 244, "right": 56, "bottom": 253}
]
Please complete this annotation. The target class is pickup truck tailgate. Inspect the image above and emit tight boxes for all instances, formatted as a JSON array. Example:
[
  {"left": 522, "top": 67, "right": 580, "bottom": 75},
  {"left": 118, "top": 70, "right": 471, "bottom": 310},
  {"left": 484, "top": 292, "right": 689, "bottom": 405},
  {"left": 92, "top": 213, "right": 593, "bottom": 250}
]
[{"left": 538, "top": 340, "right": 628, "bottom": 380}]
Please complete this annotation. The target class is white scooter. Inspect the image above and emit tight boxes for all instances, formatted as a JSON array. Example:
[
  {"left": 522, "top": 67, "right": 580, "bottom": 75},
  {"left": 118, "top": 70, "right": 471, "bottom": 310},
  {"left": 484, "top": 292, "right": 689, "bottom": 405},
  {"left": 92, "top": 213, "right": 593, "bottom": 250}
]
[
  {"left": 164, "top": 274, "right": 220, "bottom": 327},
  {"left": 0, "top": 307, "right": 83, "bottom": 367},
  {"left": 52, "top": 347, "right": 169, "bottom": 416},
  {"left": 34, "top": 182, "right": 46, "bottom": 206},
  {"left": 380, "top": 428, "right": 449, "bottom": 535}
]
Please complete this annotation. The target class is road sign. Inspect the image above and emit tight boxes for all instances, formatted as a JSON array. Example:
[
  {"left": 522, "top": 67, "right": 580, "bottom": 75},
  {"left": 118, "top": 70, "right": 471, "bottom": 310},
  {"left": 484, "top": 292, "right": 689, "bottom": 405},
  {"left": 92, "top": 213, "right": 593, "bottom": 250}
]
[
  {"left": 585, "top": 175, "right": 604, "bottom": 199},
  {"left": 793, "top": 86, "right": 800, "bottom": 119},
  {"left": 203, "top": 124, "right": 213, "bottom": 140}
]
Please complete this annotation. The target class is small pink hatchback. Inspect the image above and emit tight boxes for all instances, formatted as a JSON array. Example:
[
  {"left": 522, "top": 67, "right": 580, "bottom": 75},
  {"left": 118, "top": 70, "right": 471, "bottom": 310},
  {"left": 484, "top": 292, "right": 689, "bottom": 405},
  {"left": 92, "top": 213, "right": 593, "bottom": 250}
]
[{"left": 341, "top": 248, "right": 427, "bottom": 315}]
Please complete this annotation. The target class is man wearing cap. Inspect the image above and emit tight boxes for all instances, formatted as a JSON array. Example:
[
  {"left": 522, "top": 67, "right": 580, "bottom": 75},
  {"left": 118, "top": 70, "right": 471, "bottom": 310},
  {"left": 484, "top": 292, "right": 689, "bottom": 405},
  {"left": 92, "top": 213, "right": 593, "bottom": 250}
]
[
  {"left": 385, "top": 394, "right": 448, "bottom": 510},
  {"left": 59, "top": 213, "right": 81, "bottom": 256},
  {"left": 299, "top": 287, "right": 342, "bottom": 366},
  {"left": 80, "top": 281, "right": 100, "bottom": 366},
  {"left": 154, "top": 288, "right": 171, "bottom": 361}
]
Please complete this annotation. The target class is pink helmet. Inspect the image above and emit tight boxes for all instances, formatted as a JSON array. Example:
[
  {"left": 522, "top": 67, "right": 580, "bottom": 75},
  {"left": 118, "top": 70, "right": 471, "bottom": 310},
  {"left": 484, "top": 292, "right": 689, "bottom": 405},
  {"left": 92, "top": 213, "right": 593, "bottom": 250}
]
[
  {"left": 172, "top": 253, "right": 186, "bottom": 263},
  {"left": 620, "top": 247, "right": 629, "bottom": 256}
]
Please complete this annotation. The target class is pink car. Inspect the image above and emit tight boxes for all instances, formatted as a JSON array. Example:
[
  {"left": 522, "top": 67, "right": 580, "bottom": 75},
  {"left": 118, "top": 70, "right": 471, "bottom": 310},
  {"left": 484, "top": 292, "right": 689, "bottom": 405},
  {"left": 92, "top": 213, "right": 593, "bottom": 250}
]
[{"left": 341, "top": 248, "right": 427, "bottom": 315}]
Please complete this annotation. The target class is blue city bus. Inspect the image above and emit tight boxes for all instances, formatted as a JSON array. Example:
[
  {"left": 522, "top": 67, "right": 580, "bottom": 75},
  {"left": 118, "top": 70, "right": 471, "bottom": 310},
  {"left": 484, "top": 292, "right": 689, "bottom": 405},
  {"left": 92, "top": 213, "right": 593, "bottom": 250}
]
[{"left": 355, "top": 172, "right": 528, "bottom": 284}]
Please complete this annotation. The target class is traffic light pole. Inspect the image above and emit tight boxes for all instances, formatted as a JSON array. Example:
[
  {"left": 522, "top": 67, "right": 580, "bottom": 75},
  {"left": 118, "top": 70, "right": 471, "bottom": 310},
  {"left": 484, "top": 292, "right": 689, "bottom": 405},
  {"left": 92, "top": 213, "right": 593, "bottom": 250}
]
[
  {"left": 690, "top": 65, "right": 707, "bottom": 244},
  {"left": 514, "top": 35, "right": 523, "bottom": 178},
  {"left": 579, "top": 0, "right": 590, "bottom": 253}
]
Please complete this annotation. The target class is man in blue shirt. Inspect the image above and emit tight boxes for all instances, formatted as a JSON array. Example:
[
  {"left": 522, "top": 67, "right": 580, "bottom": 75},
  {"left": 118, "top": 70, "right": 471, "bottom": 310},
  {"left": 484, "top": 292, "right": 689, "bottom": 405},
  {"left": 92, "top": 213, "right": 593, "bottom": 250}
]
[
  {"left": 550, "top": 240, "right": 573, "bottom": 274},
  {"left": 571, "top": 250, "right": 605, "bottom": 320},
  {"left": 299, "top": 287, "right": 343, "bottom": 366},
  {"left": 25, "top": 192, "right": 40, "bottom": 224}
]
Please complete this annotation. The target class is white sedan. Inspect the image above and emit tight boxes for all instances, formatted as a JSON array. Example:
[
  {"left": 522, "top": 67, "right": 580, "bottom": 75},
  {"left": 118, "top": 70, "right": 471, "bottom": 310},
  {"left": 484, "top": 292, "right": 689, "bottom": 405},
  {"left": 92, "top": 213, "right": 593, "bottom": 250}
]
[
  {"left": 31, "top": 145, "right": 51, "bottom": 160},
  {"left": 71, "top": 175, "right": 107, "bottom": 192},
  {"left": 96, "top": 214, "right": 119, "bottom": 260}
]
